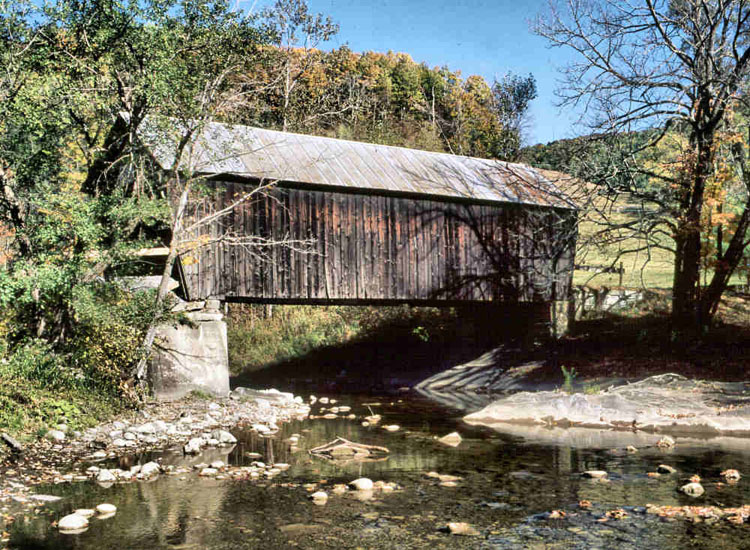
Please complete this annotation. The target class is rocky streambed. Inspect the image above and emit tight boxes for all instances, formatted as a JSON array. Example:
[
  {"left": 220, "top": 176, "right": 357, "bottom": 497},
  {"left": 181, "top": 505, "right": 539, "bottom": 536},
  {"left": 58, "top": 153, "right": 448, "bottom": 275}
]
[{"left": 1, "top": 379, "right": 750, "bottom": 549}]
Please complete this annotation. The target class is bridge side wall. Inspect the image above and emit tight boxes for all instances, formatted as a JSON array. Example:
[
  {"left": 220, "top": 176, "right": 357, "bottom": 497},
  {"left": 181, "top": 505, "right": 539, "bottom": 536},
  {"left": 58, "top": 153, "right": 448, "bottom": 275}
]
[{"left": 181, "top": 181, "right": 576, "bottom": 304}]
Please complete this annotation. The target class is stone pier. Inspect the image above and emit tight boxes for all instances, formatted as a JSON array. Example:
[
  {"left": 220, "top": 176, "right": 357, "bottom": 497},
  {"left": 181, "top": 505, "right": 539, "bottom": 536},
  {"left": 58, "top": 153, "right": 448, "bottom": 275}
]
[{"left": 148, "top": 299, "right": 230, "bottom": 401}]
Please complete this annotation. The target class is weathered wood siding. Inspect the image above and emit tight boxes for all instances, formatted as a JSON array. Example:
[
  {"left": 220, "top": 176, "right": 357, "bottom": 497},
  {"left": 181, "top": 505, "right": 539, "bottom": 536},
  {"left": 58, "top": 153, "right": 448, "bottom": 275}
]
[{"left": 181, "top": 180, "right": 576, "bottom": 304}]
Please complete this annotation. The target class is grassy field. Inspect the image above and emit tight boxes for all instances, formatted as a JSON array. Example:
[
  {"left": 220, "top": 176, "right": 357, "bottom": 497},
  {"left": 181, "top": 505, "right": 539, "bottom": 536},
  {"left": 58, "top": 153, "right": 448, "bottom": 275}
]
[{"left": 546, "top": 171, "right": 748, "bottom": 289}]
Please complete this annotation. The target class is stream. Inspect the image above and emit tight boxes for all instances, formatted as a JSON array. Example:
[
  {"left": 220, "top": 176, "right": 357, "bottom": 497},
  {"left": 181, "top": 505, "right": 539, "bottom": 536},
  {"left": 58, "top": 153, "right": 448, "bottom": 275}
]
[{"left": 6, "top": 392, "right": 750, "bottom": 549}]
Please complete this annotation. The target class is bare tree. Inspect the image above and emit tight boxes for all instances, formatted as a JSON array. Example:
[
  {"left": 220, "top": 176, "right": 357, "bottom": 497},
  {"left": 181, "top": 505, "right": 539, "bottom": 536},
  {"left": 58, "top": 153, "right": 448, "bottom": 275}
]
[
  {"left": 535, "top": 0, "right": 750, "bottom": 330},
  {"left": 260, "top": 0, "right": 339, "bottom": 132}
]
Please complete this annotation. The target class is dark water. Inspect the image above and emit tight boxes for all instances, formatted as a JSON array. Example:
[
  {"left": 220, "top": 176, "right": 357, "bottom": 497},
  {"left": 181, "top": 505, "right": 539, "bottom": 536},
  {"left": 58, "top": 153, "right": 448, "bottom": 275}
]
[{"left": 7, "top": 394, "right": 750, "bottom": 549}]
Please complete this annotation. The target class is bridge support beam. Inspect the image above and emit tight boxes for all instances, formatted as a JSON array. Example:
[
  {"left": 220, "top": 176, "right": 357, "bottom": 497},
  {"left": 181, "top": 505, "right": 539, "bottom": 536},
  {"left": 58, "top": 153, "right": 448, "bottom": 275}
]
[{"left": 148, "top": 299, "right": 230, "bottom": 400}]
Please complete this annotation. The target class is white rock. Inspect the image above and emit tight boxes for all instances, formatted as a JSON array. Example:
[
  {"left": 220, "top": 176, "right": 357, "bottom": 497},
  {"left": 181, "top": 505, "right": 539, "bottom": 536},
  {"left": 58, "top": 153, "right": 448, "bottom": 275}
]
[
  {"left": 319, "top": 397, "right": 329, "bottom": 404},
  {"left": 96, "top": 503, "right": 117, "bottom": 515},
  {"left": 112, "top": 421, "right": 126, "bottom": 430},
  {"left": 30, "top": 494, "right": 62, "bottom": 503},
  {"left": 74, "top": 509, "right": 95, "bottom": 518},
  {"left": 109, "top": 430, "right": 123, "bottom": 439},
  {"left": 383, "top": 425, "right": 400, "bottom": 432},
  {"left": 215, "top": 430, "right": 237, "bottom": 444},
  {"left": 438, "top": 432, "right": 462, "bottom": 447},
  {"left": 582, "top": 470, "right": 608, "bottom": 479},
  {"left": 210, "top": 460, "right": 225, "bottom": 470},
  {"left": 184, "top": 437, "right": 205, "bottom": 454},
  {"left": 152, "top": 420, "right": 168, "bottom": 433},
  {"left": 97, "top": 469, "right": 116, "bottom": 483},
  {"left": 447, "top": 522, "right": 480, "bottom": 536},
  {"left": 59, "top": 513, "right": 88, "bottom": 531},
  {"left": 680, "top": 482, "right": 705, "bottom": 497},
  {"left": 123, "top": 432, "right": 136, "bottom": 441},
  {"left": 349, "top": 478, "right": 374, "bottom": 491},
  {"left": 199, "top": 468, "right": 218, "bottom": 477},
  {"left": 252, "top": 424, "right": 270, "bottom": 434},
  {"left": 657, "top": 435, "right": 676, "bottom": 448},
  {"left": 92, "top": 451, "right": 107, "bottom": 459},
  {"left": 310, "top": 491, "right": 328, "bottom": 503},
  {"left": 46, "top": 430, "right": 66, "bottom": 442},
  {"left": 136, "top": 423, "right": 156, "bottom": 434},
  {"left": 140, "top": 462, "right": 161, "bottom": 477}
]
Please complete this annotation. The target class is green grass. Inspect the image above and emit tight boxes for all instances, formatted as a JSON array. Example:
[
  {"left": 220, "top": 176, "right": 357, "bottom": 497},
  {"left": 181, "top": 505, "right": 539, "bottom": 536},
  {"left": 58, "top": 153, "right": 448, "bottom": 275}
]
[
  {"left": 573, "top": 194, "right": 748, "bottom": 289},
  {"left": 0, "top": 377, "right": 122, "bottom": 441}
]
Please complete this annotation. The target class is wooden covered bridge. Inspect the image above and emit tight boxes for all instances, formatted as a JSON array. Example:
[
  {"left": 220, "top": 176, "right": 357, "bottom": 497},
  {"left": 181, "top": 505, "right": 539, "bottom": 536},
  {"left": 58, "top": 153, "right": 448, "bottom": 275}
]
[{"left": 144, "top": 120, "right": 577, "bottom": 315}]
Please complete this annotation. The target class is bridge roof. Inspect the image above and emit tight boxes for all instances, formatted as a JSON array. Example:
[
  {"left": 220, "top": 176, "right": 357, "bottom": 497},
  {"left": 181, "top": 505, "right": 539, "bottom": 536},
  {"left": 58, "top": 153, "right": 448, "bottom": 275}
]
[{"left": 143, "top": 118, "right": 576, "bottom": 209}]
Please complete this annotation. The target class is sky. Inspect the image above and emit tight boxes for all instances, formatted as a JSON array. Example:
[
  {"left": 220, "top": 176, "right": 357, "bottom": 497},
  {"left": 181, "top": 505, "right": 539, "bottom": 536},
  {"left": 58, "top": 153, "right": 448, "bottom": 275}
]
[{"left": 250, "top": 0, "right": 583, "bottom": 145}]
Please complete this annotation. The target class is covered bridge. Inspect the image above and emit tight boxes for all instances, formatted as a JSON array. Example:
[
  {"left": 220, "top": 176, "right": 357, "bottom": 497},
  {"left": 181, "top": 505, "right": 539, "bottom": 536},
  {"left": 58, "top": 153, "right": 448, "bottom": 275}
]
[{"left": 145, "top": 120, "right": 577, "bottom": 310}]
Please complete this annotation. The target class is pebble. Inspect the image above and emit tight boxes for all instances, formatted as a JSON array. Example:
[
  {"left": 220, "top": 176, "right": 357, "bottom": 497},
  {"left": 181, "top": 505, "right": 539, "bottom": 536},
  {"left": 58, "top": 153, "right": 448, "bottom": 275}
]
[
  {"left": 680, "top": 482, "right": 705, "bottom": 497},
  {"left": 140, "top": 462, "right": 161, "bottom": 477},
  {"left": 447, "top": 522, "right": 480, "bottom": 536},
  {"left": 46, "top": 430, "right": 66, "bottom": 442},
  {"left": 310, "top": 491, "right": 328, "bottom": 504},
  {"left": 58, "top": 513, "right": 89, "bottom": 531},
  {"left": 582, "top": 470, "right": 608, "bottom": 479},
  {"left": 97, "top": 469, "right": 116, "bottom": 483},
  {"left": 349, "top": 478, "right": 374, "bottom": 491},
  {"left": 74, "top": 509, "right": 96, "bottom": 518},
  {"left": 657, "top": 464, "right": 677, "bottom": 474},
  {"left": 438, "top": 432, "right": 462, "bottom": 447},
  {"left": 199, "top": 468, "right": 218, "bottom": 477},
  {"left": 657, "top": 436, "right": 676, "bottom": 448},
  {"left": 96, "top": 503, "right": 117, "bottom": 515},
  {"left": 210, "top": 461, "right": 225, "bottom": 470},
  {"left": 383, "top": 425, "right": 400, "bottom": 432}
]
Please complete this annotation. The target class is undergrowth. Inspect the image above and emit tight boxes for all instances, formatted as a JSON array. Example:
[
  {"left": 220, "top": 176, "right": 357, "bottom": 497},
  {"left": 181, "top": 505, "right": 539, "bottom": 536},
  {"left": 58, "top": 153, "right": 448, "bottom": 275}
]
[{"left": 227, "top": 304, "right": 456, "bottom": 375}]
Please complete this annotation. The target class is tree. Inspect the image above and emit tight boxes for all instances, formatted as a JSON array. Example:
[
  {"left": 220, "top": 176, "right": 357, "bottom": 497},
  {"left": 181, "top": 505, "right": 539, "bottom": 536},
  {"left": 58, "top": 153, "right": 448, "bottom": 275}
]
[
  {"left": 536, "top": 0, "right": 750, "bottom": 330},
  {"left": 259, "top": 0, "right": 339, "bottom": 132}
]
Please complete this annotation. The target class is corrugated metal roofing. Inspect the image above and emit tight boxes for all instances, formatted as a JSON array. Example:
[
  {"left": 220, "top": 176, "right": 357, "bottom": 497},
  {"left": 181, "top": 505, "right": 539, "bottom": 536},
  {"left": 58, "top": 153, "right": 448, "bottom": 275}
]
[{"left": 142, "top": 118, "right": 576, "bottom": 209}]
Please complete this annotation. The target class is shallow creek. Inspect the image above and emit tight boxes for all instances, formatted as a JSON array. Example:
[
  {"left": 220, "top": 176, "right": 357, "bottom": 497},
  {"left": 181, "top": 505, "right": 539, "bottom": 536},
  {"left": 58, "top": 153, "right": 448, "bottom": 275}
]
[{"left": 7, "top": 393, "right": 750, "bottom": 549}]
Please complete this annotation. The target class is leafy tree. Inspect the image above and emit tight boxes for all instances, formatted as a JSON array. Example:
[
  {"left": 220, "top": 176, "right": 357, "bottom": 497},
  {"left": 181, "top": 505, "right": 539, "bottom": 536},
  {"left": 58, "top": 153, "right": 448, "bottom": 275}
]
[{"left": 536, "top": 0, "right": 750, "bottom": 330}]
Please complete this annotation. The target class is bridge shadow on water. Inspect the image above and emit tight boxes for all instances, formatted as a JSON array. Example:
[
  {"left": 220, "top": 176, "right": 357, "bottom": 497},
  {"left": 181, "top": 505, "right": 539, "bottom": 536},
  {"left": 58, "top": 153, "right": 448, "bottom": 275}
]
[{"left": 229, "top": 305, "right": 549, "bottom": 396}]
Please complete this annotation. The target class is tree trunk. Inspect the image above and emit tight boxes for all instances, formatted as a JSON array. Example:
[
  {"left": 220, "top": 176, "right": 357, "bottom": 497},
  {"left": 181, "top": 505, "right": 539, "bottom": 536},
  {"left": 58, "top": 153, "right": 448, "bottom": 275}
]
[
  {"left": 671, "top": 128, "right": 712, "bottom": 330},
  {"left": 133, "top": 177, "right": 192, "bottom": 384},
  {"left": 699, "top": 194, "right": 750, "bottom": 320}
]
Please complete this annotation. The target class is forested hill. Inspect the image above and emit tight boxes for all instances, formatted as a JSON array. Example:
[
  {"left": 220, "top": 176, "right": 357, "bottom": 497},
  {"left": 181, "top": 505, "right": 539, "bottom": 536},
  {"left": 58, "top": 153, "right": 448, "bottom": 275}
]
[{"left": 226, "top": 46, "right": 537, "bottom": 162}]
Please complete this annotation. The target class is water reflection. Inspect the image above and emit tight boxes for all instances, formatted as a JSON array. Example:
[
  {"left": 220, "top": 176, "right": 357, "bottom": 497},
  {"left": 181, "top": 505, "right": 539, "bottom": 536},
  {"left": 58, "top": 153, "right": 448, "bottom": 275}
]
[{"left": 7, "top": 394, "right": 750, "bottom": 550}]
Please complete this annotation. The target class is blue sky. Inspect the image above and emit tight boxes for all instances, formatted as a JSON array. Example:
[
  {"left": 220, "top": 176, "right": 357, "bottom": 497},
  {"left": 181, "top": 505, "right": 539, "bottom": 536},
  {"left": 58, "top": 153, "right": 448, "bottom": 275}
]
[{"left": 250, "top": 0, "right": 583, "bottom": 145}]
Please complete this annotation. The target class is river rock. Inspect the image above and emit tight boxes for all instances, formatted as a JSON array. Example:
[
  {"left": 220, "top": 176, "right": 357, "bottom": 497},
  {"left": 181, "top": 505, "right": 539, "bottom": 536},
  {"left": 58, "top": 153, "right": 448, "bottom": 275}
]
[
  {"left": 383, "top": 425, "right": 400, "bottom": 432},
  {"left": 29, "top": 494, "right": 62, "bottom": 503},
  {"left": 152, "top": 420, "right": 168, "bottom": 433},
  {"left": 657, "top": 464, "right": 677, "bottom": 474},
  {"left": 214, "top": 430, "right": 237, "bottom": 444},
  {"left": 582, "top": 470, "right": 608, "bottom": 479},
  {"left": 136, "top": 423, "right": 156, "bottom": 434},
  {"left": 46, "top": 430, "right": 66, "bottom": 442},
  {"left": 349, "top": 478, "right": 374, "bottom": 491},
  {"left": 74, "top": 509, "right": 95, "bottom": 518},
  {"left": 447, "top": 522, "right": 480, "bottom": 536},
  {"left": 184, "top": 437, "right": 204, "bottom": 454},
  {"left": 97, "top": 469, "right": 116, "bottom": 483},
  {"left": 96, "top": 503, "right": 117, "bottom": 515},
  {"left": 59, "top": 513, "right": 89, "bottom": 531},
  {"left": 199, "top": 467, "right": 218, "bottom": 477},
  {"left": 140, "top": 462, "right": 161, "bottom": 477},
  {"left": 680, "top": 482, "right": 705, "bottom": 497},
  {"left": 438, "top": 432, "right": 462, "bottom": 447},
  {"left": 310, "top": 491, "right": 328, "bottom": 504},
  {"left": 721, "top": 469, "right": 741, "bottom": 481},
  {"left": 657, "top": 436, "right": 675, "bottom": 448},
  {"left": 210, "top": 460, "right": 225, "bottom": 470},
  {"left": 123, "top": 432, "right": 136, "bottom": 441}
]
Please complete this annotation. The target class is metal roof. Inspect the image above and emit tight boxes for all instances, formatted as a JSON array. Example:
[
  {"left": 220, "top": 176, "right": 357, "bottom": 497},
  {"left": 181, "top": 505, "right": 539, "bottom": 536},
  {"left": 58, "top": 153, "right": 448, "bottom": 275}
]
[{"left": 143, "top": 118, "right": 576, "bottom": 209}]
